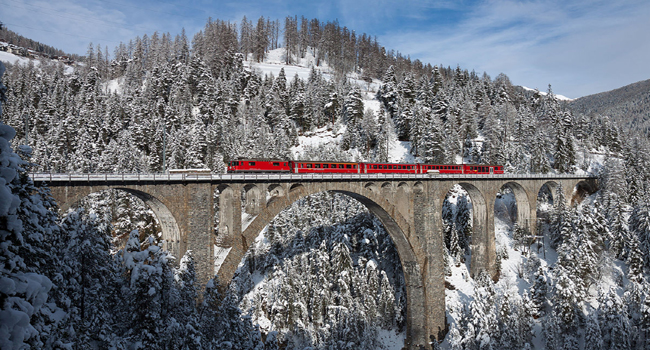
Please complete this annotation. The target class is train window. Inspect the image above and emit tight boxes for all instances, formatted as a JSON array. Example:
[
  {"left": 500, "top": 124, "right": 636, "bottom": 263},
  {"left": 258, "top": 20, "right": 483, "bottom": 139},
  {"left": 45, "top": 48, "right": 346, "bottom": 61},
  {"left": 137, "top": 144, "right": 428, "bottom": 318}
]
[
  {"left": 354, "top": 165, "right": 358, "bottom": 169},
  {"left": 315, "top": 164, "right": 321, "bottom": 168},
  {"left": 273, "top": 162, "right": 280, "bottom": 166},
  {"left": 307, "top": 164, "right": 312, "bottom": 168},
  {"left": 323, "top": 164, "right": 329, "bottom": 168},
  {"left": 398, "top": 165, "right": 402, "bottom": 169},
  {"left": 249, "top": 162, "right": 256, "bottom": 166},
  {"left": 234, "top": 161, "right": 239, "bottom": 166},
  {"left": 346, "top": 164, "right": 352, "bottom": 169},
  {"left": 373, "top": 165, "right": 377, "bottom": 169},
  {"left": 339, "top": 164, "right": 344, "bottom": 168}
]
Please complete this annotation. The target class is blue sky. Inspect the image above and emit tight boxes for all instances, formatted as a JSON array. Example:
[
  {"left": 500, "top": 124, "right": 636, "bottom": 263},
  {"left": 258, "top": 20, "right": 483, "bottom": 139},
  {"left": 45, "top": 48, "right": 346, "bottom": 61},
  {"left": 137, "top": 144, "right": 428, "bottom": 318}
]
[{"left": 2, "top": 0, "right": 649, "bottom": 98}]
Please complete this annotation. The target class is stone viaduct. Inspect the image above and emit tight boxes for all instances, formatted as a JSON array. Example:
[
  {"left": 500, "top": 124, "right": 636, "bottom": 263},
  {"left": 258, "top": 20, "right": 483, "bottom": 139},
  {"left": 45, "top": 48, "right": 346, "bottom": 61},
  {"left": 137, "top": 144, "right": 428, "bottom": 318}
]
[{"left": 31, "top": 172, "right": 597, "bottom": 349}]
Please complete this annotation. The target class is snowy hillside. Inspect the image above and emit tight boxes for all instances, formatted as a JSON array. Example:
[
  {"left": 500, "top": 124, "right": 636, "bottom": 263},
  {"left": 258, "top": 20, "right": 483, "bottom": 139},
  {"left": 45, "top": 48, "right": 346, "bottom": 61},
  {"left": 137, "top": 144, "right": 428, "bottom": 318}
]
[
  {"left": 247, "top": 48, "right": 411, "bottom": 163},
  {"left": 522, "top": 86, "right": 574, "bottom": 101},
  {"left": 0, "top": 46, "right": 75, "bottom": 74},
  {"left": 245, "top": 48, "right": 381, "bottom": 93}
]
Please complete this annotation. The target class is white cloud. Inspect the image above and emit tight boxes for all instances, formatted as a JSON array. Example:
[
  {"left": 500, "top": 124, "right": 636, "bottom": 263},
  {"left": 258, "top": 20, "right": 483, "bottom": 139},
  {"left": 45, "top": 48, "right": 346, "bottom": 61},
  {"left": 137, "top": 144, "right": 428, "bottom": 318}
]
[
  {"left": 380, "top": 0, "right": 650, "bottom": 98},
  {"left": 3, "top": 0, "right": 648, "bottom": 97}
]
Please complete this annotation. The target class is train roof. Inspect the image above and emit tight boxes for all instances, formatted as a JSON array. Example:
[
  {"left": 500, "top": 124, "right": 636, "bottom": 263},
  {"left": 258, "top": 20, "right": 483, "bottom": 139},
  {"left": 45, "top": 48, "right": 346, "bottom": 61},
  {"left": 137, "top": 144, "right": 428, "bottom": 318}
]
[
  {"left": 232, "top": 158, "right": 287, "bottom": 162},
  {"left": 292, "top": 160, "right": 358, "bottom": 164}
]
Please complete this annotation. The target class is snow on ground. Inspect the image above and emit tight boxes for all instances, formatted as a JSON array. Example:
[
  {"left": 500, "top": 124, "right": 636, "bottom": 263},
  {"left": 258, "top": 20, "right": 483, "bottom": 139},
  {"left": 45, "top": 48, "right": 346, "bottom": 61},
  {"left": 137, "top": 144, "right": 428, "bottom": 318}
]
[
  {"left": 522, "top": 86, "right": 574, "bottom": 101},
  {"left": 0, "top": 50, "right": 33, "bottom": 66},
  {"left": 245, "top": 48, "right": 333, "bottom": 82},
  {"left": 0, "top": 49, "right": 75, "bottom": 74},
  {"left": 390, "top": 141, "right": 414, "bottom": 163},
  {"left": 246, "top": 47, "right": 382, "bottom": 94},
  {"left": 290, "top": 125, "right": 346, "bottom": 158},
  {"left": 104, "top": 77, "right": 124, "bottom": 95},
  {"left": 377, "top": 329, "right": 406, "bottom": 350}
]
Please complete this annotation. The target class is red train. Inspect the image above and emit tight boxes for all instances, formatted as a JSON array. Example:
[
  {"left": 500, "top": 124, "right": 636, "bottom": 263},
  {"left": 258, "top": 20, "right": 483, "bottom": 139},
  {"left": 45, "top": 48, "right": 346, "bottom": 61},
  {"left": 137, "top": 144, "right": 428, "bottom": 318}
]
[{"left": 227, "top": 159, "right": 504, "bottom": 175}]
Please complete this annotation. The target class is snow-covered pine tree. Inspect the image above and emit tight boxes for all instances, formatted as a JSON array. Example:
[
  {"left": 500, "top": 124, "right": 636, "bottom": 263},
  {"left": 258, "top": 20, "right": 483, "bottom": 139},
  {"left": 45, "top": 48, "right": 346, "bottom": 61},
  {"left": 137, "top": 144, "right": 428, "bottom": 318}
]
[
  {"left": 629, "top": 196, "right": 650, "bottom": 268},
  {"left": 469, "top": 271, "right": 498, "bottom": 350},
  {"left": 376, "top": 66, "right": 399, "bottom": 120},
  {"left": 530, "top": 266, "right": 548, "bottom": 318},
  {"left": 0, "top": 63, "right": 72, "bottom": 348},
  {"left": 119, "top": 231, "right": 175, "bottom": 348},
  {"left": 585, "top": 312, "right": 604, "bottom": 350},
  {"left": 598, "top": 287, "right": 632, "bottom": 350},
  {"left": 60, "top": 209, "right": 122, "bottom": 347},
  {"left": 553, "top": 111, "right": 576, "bottom": 173},
  {"left": 549, "top": 183, "right": 569, "bottom": 249},
  {"left": 173, "top": 251, "right": 202, "bottom": 349},
  {"left": 497, "top": 292, "right": 519, "bottom": 350}
]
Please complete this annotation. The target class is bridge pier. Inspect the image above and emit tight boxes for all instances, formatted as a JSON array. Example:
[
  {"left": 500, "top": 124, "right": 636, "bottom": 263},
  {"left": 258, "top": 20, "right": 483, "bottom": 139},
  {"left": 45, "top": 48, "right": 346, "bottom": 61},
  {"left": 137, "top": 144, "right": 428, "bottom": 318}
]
[{"left": 416, "top": 182, "right": 447, "bottom": 343}]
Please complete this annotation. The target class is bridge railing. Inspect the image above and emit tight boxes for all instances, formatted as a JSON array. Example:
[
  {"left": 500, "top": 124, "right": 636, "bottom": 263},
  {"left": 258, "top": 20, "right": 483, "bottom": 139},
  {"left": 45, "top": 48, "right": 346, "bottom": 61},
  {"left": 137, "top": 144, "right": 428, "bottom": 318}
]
[{"left": 29, "top": 172, "right": 597, "bottom": 183}]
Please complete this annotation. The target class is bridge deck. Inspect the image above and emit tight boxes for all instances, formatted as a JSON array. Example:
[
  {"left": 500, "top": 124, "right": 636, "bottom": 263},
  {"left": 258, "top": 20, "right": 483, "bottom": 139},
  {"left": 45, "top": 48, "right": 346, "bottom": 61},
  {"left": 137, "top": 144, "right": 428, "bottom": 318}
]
[{"left": 30, "top": 172, "right": 596, "bottom": 183}]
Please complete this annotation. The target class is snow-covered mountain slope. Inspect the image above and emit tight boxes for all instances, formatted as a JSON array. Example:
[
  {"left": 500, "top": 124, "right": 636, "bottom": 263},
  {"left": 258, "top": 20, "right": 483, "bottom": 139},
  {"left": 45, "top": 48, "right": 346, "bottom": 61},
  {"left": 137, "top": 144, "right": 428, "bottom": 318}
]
[
  {"left": 0, "top": 44, "right": 75, "bottom": 75},
  {"left": 0, "top": 49, "right": 32, "bottom": 66},
  {"left": 249, "top": 48, "right": 412, "bottom": 163},
  {"left": 522, "top": 86, "right": 574, "bottom": 101},
  {"left": 245, "top": 48, "right": 381, "bottom": 93}
]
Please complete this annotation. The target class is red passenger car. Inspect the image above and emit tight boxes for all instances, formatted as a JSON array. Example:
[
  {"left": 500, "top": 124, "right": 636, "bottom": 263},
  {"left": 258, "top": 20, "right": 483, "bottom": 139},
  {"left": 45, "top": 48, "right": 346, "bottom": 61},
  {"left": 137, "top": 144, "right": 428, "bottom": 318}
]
[
  {"left": 363, "top": 162, "right": 418, "bottom": 174},
  {"left": 290, "top": 161, "right": 360, "bottom": 173},
  {"left": 461, "top": 164, "right": 504, "bottom": 174},
  {"left": 418, "top": 164, "right": 464, "bottom": 174}
]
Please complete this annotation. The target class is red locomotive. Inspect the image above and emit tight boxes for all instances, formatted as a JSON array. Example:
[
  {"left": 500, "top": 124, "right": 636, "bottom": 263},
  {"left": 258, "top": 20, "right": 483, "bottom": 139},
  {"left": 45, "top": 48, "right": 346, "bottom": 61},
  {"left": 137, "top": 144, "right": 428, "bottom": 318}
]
[{"left": 227, "top": 159, "right": 504, "bottom": 175}]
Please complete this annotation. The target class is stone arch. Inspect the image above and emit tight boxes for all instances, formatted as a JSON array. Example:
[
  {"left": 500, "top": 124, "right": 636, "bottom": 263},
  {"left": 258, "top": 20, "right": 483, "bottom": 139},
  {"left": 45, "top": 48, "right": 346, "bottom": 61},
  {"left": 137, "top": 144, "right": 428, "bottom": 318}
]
[
  {"left": 539, "top": 181, "right": 559, "bottom": 205},
  {"left": 243, "top": 184, "right": 263, "bottom": 215},
  {"left": 571, "top": 180, "right": 596, "bottom": 205},
  {"left": 60, "top": 187, "right": 182, "bottom": 259},
  {"left": 266, "top": 184, "right": 285, "bottom": 206},
  {"left": 118, "top": 188, "right": 182, "bottom": 258},
  {"left": 396, "top": 182, "right": 413, "bottom": 221},
  {"left": 538, "top": 181, "right": 558, "bottom": 205},
  {"left": 217, "top": 182, "right": 429, "bottom": 348},
  {"left": 498, "top": 182, "right": 532, "bottom": 231},
  {"left": 536, "top": 181, "right": 558, "bottom": 233},
  {"left": 364, "top": 182, "right": 379, "bottom": 193},
  {"left": 290, "top": 183, "right": 305, "bottom": 194},
  {"left": 381, "top": 182, "right": 393, "bottom": 197},
  {"left": 217, "top": 185, "right": 235, "bottom": 248},
  {"left": 413, "top": 182, "right": 424, "bottom": 194},
  {"left": 440, "top": 182, "right": 491, "bottom": 278}
]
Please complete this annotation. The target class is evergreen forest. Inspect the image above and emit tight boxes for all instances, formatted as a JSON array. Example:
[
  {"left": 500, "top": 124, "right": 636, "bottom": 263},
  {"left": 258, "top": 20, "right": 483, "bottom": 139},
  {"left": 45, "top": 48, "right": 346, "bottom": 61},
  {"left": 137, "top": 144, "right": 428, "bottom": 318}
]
[{"left": 1, "top": 15, "right": 650, "bottom": 349}]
